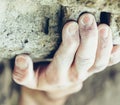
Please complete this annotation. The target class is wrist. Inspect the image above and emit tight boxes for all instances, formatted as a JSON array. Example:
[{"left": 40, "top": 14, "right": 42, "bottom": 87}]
[{"left": 19, "top": 87, "right": 68, "bottom": 105}]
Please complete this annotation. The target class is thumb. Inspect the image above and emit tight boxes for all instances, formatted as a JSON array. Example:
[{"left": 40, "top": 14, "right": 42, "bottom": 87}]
[{"left": 12, "top": 54, "right": 37, "bottom": 89}]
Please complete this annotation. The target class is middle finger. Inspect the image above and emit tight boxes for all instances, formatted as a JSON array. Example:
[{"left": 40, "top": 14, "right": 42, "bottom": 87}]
[{"left": 72, "top": 13, "right": 98, "bottom": 80}]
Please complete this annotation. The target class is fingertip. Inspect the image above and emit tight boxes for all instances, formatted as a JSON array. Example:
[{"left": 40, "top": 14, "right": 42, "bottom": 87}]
[
  {"left": 15, "top": 54, "right": 33, "bottom": 69},
  {"left": 13, "top": 54, "right": 33, "bottom": 84},
  {"left": 13, "top": 74, "right": 23, "bottom": 84},
  {"left": 78, "top": 13, "right": 95, "bottom": 27},
  {"left": 98, "top": 24, "right": 112, "bottom": 49},
  {"left": 15, "top": 55, "right": 28, "bottom": 70},
  {"left": 62, "top": 21, "right": 79, "bottom": 37},
  {"left": 62, "top": 21, "right": 79, "bottom": 47},
  {"left": 98, "top": 24, "right": 112, "bottom": 33}
]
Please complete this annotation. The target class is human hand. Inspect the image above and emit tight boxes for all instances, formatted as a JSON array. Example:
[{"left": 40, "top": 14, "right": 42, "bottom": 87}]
[{"left": 12, "top": 13, "right": 120, "bottom": 105}]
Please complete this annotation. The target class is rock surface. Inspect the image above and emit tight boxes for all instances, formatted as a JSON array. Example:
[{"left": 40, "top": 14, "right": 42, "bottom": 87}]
[{"left": 0, "top": 0, "right": 119, "bottom": 62}]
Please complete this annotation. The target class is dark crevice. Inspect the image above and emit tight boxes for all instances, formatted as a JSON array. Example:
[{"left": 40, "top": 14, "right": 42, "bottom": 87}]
[
  {"left": 45, "top": 6, "right": 65, "bottom": 58},
  {"left": 0, "top": 63, "right": 5, "bottom": 74},
  {"left": 64, "top": 19, "right": 77, "bottom": 25},
  {"left": 44, "top": 17, "right": 49, "bottom": 34},
  {"left": 6, "top": 32, "right": 13, "bottom": 36},
  {"left": 9, "top": 57, "right": 16, "bottom": 71},
  {"left": 109, "top": 69, "right": 117, "bottom": 80},
  {"left": 10, "top": 81, "right": 21, "bottom": 97},
  {"left": 24, "top": 39, "right": 29, "bottom": 44},
  {"left": 33, "top": 62, "right": 50, "bottom": 72},
  {"left": 45, "top": 49, "right": 57, "bottom": 58},
  {"left": 100, "top": 12, "right": 111, "bottom": 26},
  {"left": 58, "top": 6, "right": 64, "bottom": 35}
]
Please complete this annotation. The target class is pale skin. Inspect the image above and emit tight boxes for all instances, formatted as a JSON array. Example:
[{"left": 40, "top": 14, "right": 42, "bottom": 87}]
[{"left": 11, "top": 13, "right": 120, "bottom": 105}]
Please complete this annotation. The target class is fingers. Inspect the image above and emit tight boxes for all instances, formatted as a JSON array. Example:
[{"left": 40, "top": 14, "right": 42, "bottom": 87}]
[
  {"left": 13, "top": 22, "right": 80, "bottom": 90},
  {"left": 89, "top": 24, "right": 113, "bottom": 73},
  {"left": 109, "top": 45, "right": 120, "bottom": 66},
  {"left": 13, "top": 54, "right": 37, "bottom": 89},
  {"left": 72, "top": 13, "right": 98, "bottom": 78},
  {"left": 45, "top": 22, "right": 80, "bottom": 83},
  {"left": 12, "top": 13, "right": 119, "bottom": 95},
  {"left": 53, "top": 22, "right": 79, "bottom": 71},
  {"left": 12, "top": 55, "right": 52, "bottom": 91}
]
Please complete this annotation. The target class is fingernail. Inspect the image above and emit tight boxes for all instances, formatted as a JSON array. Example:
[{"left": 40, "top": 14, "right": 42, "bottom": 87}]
[
  {"left": 68, "top": 22, "right": 79, "bottom": 34},
  {"left": 80, "top": 14, "right": 94, "bottom": 26},
  {"left": 15, "top": 56, "right": 28, "bottom": 70},
  {"left": 99, "top": 27, "right": 109, "bottom": 38}
]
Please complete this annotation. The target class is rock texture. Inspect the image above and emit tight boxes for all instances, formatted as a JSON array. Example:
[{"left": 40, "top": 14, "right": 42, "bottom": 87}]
[{"left": 0, "top": 0, "right": 119, "bottom": 62}]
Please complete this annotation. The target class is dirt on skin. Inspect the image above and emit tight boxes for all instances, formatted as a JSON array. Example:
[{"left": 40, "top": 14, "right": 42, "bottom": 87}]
[{"left": 0, "top": 0, "right": 120, "bottom": 105}]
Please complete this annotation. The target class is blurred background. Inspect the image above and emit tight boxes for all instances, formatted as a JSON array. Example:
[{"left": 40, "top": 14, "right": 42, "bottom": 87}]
[{"left": 66, "top": 63, "right": 120, "bottom": 105}]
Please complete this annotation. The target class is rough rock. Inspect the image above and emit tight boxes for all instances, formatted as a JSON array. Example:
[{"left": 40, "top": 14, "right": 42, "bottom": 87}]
[
  {"left": 0, "top": 0, "right": 119, "bottom": 62},
  {"left": 0, "top": 0, "right": 61, "bottom": 62}
]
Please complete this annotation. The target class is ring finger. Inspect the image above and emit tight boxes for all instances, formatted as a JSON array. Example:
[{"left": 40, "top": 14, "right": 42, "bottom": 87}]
[
  {"left": 89, "top": 24, "right": 113, "bottom": 74},
  {"left": 71, "top": 13, "right": 98, "bottom": 81}
]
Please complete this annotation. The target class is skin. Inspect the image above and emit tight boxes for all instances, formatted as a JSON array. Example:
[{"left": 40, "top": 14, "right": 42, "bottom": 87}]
[{"left": 12, "top": 13, "right": 120, "bottom": 105}]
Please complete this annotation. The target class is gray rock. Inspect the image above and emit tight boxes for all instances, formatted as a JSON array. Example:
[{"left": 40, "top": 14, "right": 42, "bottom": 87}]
[
  {"left": 0, "top": 1, "right": 61, "bottom": 61},
  {"left": 0, "top": 0, "right": 119, "bottom": 62}
]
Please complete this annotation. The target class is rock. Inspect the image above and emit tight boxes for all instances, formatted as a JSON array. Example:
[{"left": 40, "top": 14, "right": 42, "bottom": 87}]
[
  {"left": 63, "top": 7, "right": 120, "bottom": 44},
  {"left": 58, "top": 0, "right": 120, "bottom": 12},
  {"left": 0, "top": 0, "right": 119, "bottom": 62},
  {"left": 0, "top": 1, "right": 120, "bottom": 104},
  {"left": 0, "top": 1, "right": 61, "bottom": 62}
]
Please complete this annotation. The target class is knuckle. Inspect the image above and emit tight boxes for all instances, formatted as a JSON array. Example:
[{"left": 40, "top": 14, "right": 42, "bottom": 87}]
[
  {"left": 100, "top": 39, "right": 108, "bottom": 49},
  {"left": 94, "top": 63, "right": 108, "bottom": 72},
  {"left": 63, "top": 33, "right": 79, "bottom": 47},
  {"left": 13, "top": 68, "right": 28, "bottom": 77},
  {"left": 66, "top": 37, "right": 79, "bottom": 48},
  {"left": 13, "top": 71, "right": 22, "bottom": 78},
  {"left": 77, "top": 56, "right": 95, "bottom": 67},
  {"left": 13, "top": 69, "right": 28, "bottom": 83},
  {"left": 45, "top": 71, "right": 60, "bottom": 85},
  {"left": 13, "top": 75, "right": 23, "bottom": 84},
  {"left": 81, "top": 26, "right": 96, "bottom": 32},
  {"left": 75, "top": 57, "right": 95, "bottom": 78},
  {"left": 80, "top": 27, "right": 97, "bottom": 39}
]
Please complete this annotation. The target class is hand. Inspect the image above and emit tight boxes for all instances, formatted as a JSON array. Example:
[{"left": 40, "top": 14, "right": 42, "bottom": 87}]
[{"left": 12, "top": 13, "right": 120, "bottom": 105}]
